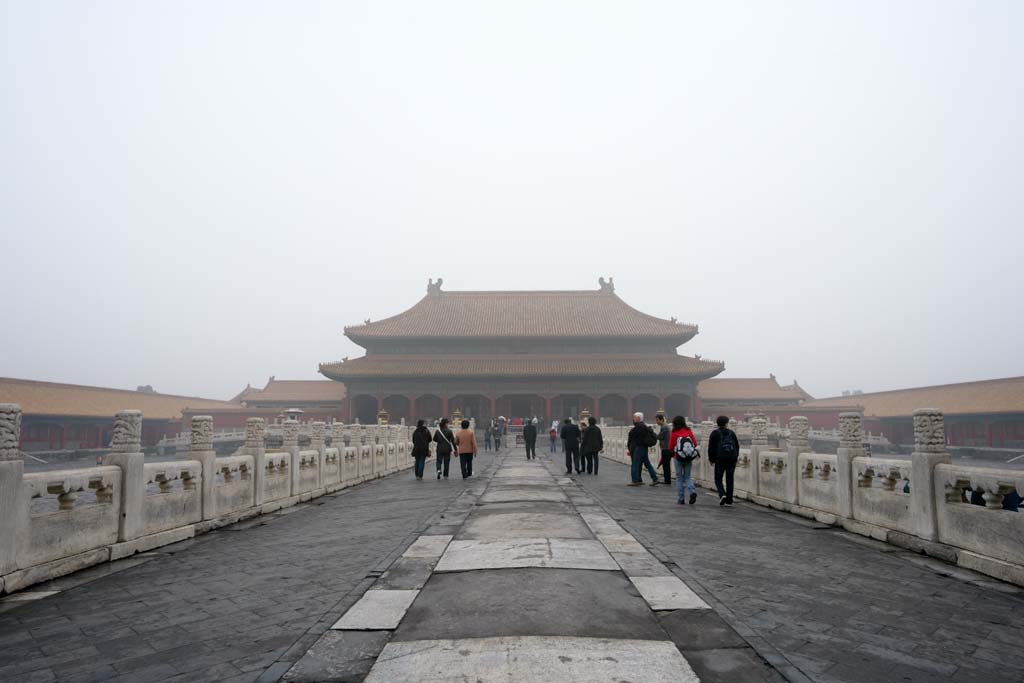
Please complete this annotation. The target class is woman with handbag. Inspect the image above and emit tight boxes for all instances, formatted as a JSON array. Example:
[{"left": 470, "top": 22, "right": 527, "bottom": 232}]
[{"left": 432, "top": 418, "right": 455, "bottom": 480}]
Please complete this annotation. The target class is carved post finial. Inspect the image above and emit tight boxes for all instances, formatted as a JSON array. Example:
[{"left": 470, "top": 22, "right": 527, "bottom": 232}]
[
  {"left": 913, "top": 408, "right": 946, "bottom": 453},
  {"left": 282, "top": 418, "right": 299, "bottom": 450},
  {"left": 311, "top": 421, "right": 326, "bottom": 451},
  {"left": 838, "top": 412, "right": 863, "bottom": 450},
  {"left": 788, "top": 416, "right": 810, "bottom": 451},
  {"left": 245, "top": 417, "right": 266, "bottom": 450},
  {"left": 112, "top": 409, "right": 143, "bottom": 453},
  {"left": 0, "top": 403, "right": 23, "bottom": 461},
  {"left": 751, "top": 415, "right": 769, "bottom": 446},
  {"left": 190, "top": 415, "right": 214, "bottom": 452}
]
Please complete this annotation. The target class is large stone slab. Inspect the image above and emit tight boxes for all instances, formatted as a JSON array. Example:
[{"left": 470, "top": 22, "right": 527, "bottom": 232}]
[
  {"left": 283, "top": 630, "right": 392, "bottom": 682},
  {"left": 630, "top": 576, "right": 710, "bottom": 610},
  {"left": 612, "top": 550, "right": 673, "bottom": 577},
  {"left": 365, "top": 636, "right": 700, "bottom": 682},
  {"left": 479, "top": 488, "right": 568, "bottom": 504},
  {"left": 459, "top": 505, "right": 592, "bottom": 540},
  {"left": 435, "top": 538, "right": 618, "bottom": 572},
  {"left": 596, "top": 532, "right": 647, "bottom": 553},
  {"left": 393, "top": 568, "right": 667, "bottom": 642},
  {"left": 331, "top": 589, "right": 419, "bottom": 630},
  {"left": 401, "top": 534, "right": 452, "bottom": 559}
]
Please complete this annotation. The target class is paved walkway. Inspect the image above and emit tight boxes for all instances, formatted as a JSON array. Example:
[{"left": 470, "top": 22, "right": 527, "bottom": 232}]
[
  {"left": 2, "top": 444, "right": 1022, "bottom": 682},
  {"left": 285, "top": 452, "right": 777, "bottom": 682},
  {"left": 0, "top": 452, "right": 498, "bottom": 683},
  {"left": 570, "top": 451, "right": 1024, "bottom": 683}
]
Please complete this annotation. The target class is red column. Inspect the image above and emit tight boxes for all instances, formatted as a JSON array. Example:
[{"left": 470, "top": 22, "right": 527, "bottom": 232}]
[
  {"left": 591, "top": 396, "right": 601, "bottom": 419},
  {"left": 442, "top": 395, "right": 450, "bottom": 420},
  {"left": 408, "top": 395, "right": 419, "bottom": 422},
  {"left": 489, "top": 396, "right": 497, "bottom": 420},
  {"left": 544, "top": 396, "right": 552, "bottom": 422},
  {"left": 626, "top": 396, "right": 634, "bottom": 420},
  {"left": 657, "top": 395, "right": 666, "bottom": 414}
]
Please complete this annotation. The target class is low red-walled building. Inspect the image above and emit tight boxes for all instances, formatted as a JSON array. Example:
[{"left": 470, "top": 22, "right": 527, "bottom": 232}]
[
  {"left": 696, "top": 375, "right": 812, "bottom": 421},
  {"left": 0, "top": 377, "right": 234, "bottom": 451}
]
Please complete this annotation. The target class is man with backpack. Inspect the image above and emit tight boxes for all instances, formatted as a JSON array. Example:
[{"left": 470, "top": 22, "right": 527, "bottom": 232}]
[
  {"left": 707, "top": 415, "right": 739, "bottom": 506},
  {"left": 626, "top": 412, "right": 660, "bottom": 486}
]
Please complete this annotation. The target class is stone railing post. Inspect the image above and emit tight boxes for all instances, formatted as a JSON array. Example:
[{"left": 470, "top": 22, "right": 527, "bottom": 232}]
[
  {"left": 835, "top": 412, "right": 863, "bottom": 519},
  {"left": 748, "top": 415, "right": 768, "bottom": 496},
  {"left": 0, "top": 404, "right": 26, "bottom": 577},
  {"left": 245, "top": 418, "right": 268, "bottom": 507},
  {"left": 787, "top": 416, "right": 810, "bottom": 505},
  {"left": 910, "top": 408, "right": 951, "bottom": 541},
  {"left": 311, "top": 421, "right": 326, "bottom": 486},
  {"left": 283, "top": 418, "right": 301, "bottom": 495},
  {"left": 189, "top": 415, "right": 217, "bottom": 520},
  {"left": 102, "top": 410, "right": 146, "bottom": 542}
]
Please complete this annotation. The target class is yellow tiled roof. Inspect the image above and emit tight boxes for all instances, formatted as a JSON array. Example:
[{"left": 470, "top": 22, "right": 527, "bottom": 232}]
[
  {"left": 0, "top": 377, "right": 234, "bottom": 420},
  {"left": 804, "top": 376, "right": 1024, "bottom": 418},
  {"left": 698, "top": 377, "right": 811, "bottom": 402},
  {"left": 235, "top": 379, "right": 346, "bottom": 403},
  {"left": 345, "top": 288, "right": 697, "bottom": 341},
  {"left": 320, "top": 354, "right": 724, "bottom": 380}
]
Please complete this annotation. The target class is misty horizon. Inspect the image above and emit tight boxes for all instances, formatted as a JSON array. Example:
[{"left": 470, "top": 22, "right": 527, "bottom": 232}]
[{"left": 2, "top": 2, "right": 1021, "bottom": 402}]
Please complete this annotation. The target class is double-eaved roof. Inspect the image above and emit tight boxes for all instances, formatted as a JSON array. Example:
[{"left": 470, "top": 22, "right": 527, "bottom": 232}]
[
  {"left": 321, "top": 354, "right": 722, "bottom": 380},
  {"left": 232, "top": 378, "right": 346, "bottom": 404},
  {"left": 345, "top": 287, "right": 698, "bottom": 343}
]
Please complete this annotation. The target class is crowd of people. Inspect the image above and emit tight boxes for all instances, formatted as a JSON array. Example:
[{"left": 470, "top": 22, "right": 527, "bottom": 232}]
[{"left": 410, "top": 411, "right": 745, "bottom": 507}]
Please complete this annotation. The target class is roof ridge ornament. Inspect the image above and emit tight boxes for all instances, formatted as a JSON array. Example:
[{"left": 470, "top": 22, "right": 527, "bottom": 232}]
[
  {"left": 427, "top": 278, "right": 444, "bottom": 294},
  {"left": 598, "top": 276, "right": 615, "bottom": 293}
]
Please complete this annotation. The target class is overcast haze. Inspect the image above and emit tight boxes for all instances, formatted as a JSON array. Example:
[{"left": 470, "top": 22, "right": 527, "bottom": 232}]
[{"left": 2, "top": 1, "right": 1021, "bottom": 401}]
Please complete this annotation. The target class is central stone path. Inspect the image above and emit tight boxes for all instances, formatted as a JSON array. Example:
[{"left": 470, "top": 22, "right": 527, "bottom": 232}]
[{"left": 286, "top": 453, "right": 776, "bottom": 682}]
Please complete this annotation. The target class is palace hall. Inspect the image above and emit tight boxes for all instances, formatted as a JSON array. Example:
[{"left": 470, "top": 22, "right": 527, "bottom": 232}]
[{"left": 320, "top": 279, "right": 724, "bottom": 425}]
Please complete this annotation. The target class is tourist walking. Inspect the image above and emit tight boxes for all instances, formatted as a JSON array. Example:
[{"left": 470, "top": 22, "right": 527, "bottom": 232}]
[
  {"left": 626, "top": 412, "right": 660, "bottom": 486},
  {"left": 411, "top": 419, "right": 432, "bottom": 480},
  {"left": 455, "top": 419, "right": 478, "bottom": 479},
  {"left": 708, "top": 415, "right": 739, "bottom": 505},
  {"left": 560, "top": 418, "right": 582, "bottom": 474},
  {"left": 580, "top": 416, "right": 603, "bottom": 474},
  {"left": 523, "top": 419, "right": 538, "bottom": 460},
  {"left": 551, "top": 419, "right": 562, "bottom": 452},
  {"left": 492, "top": 422, "right": 502, "bottom": 450},
  {"left": 669, "top": 416, "right": 699, "bottom": 505},
  {"left": 549, "top": 425, "right": 558, "bottom": 453},
  {"left": 484, "top": 424, "right": 492, "bottom": 451},
  {"left": 655, "top": 413, "right": 672, "bottom": 485},
  {"left": 433, "top": 418, "right": 455, "bottom": 480}
]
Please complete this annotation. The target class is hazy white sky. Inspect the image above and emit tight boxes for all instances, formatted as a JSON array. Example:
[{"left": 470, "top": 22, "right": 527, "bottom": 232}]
[{"left": 2, "top": 1, "right": 1021, "bottom": 401}]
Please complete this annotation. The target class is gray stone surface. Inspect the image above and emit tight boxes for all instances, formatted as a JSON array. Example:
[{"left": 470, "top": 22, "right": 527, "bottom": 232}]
[
  {"left": 574, "top": 456, "right": 1024, "bottom": 682},
  {"left": 331, "top": 590, "right": 419, "bottom": 630},
  {"left": 0, "top": 453, "right": 495, "bottom": 682},
  {"left": 393, "top": 568, "right": 667, "bottom": 642},
  {"left": 365, "top": 636, "right": 700, "bottom": 682},
  {"left": 281, "top": 630, "right": 391, "bottom": 682},
  {"left": 434, "top": 537, "right": 619, "bottom": 571},
  {"left": 630, "top": 576, "right": 710, "bottom": 610}
]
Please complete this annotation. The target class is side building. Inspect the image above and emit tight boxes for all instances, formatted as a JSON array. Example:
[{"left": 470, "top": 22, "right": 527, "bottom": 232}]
[
  {"left": 696, "top": 375, "right": 812, "bottom": 421},
  {"left": 0, "top": 377, "right": 234, "bottom": 451},
  {"left": 319, "top": 279, "right": 724, "bottom": 425}
]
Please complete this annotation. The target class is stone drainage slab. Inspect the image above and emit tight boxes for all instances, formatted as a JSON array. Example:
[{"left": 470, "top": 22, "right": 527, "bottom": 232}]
[
  {"left": 630, "top": 575, "right": 711, "bottom": 611},
  {"left": 401, "top": 534, "right": 452, "bottom": 558},
  {"left": 392, "top": 568, "right": 667, "bottom": 642},
  {"left": 364, "top": 635, "right": 701, "bottom": 682},
  {"left": 330, "top": 589, "right": 420, "bottom": 630},
  {"left": 434, "top": 537, "right": 619, "bottom": 572}
]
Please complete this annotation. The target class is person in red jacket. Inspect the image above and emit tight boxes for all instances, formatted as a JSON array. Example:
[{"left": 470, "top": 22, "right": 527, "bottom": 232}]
[{"left": 669, "top": 415, "right": 699, "bottom": 505}]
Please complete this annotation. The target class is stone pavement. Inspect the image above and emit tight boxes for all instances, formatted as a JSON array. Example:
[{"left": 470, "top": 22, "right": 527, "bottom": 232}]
[
  {"left": 3, "top": 443, "right": 1023, "bottom": 683},
  {"left": 0, "top": 451, "right": 498, "bottom": 683},
  {"left": 285, "top": 453, "right": 778, "bottom": 682},
  {"left": 568, "top": 451, "right": 1024, "bottom": 683}
]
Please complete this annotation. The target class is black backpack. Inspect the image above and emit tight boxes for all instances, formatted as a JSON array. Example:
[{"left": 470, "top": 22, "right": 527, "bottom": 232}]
[
  {"left": 717, "top": 428, "right": 737, "bottom": 458},
  {"left": 642, "top": 425, "right": 659, "bottom": 448}
]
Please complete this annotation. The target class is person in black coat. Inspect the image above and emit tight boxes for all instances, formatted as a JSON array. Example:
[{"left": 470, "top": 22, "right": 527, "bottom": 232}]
[
  {"left": 560, "top": 418, "right": 582, "bottom": 474},
  {"left": 522, "top": 420, "right": 538, "bottom": 460},
  {"left": 432, "top": 418, "right": 455, "bottom": 480},
  {"left": 411, "top": 420, "right": 432, "bottom": 480},
  {"left": 580, "top": 417, "right": 603, "bottom": 474},
  {"left": 707, "top": 415, "right": 740, "bottom": 505}
]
